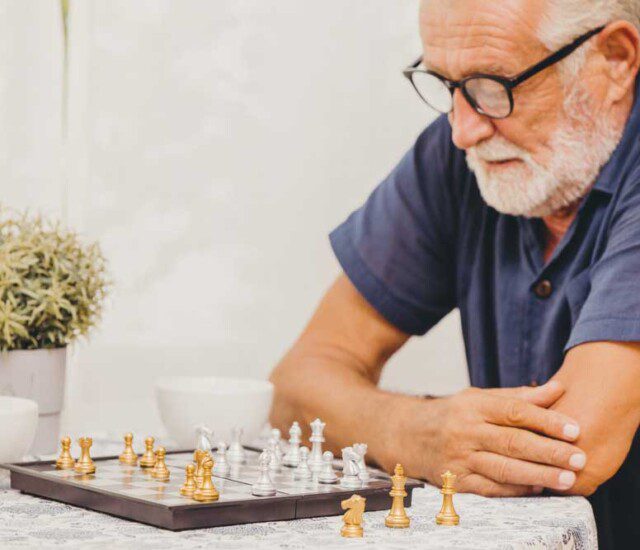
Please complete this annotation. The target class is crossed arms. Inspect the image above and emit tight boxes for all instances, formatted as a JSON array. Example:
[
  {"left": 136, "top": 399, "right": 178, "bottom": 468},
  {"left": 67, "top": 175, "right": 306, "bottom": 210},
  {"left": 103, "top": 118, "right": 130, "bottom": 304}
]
[{"left": 269, "top": 274, "right": 640, "bottom": 496}]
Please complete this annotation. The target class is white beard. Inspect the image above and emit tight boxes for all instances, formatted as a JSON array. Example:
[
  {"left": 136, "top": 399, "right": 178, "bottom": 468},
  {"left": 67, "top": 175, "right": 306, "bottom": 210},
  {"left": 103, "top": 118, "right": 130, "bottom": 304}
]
[{"left": 464, "top": 83, "right": 623, "bottom": 218}]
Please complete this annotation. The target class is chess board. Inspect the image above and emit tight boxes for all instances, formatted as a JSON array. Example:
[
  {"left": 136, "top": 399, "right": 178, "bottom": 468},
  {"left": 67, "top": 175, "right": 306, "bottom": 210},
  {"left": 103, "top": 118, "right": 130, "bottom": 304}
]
[{"left": 4, "top": 447, "right": 424, "bottom": 530}]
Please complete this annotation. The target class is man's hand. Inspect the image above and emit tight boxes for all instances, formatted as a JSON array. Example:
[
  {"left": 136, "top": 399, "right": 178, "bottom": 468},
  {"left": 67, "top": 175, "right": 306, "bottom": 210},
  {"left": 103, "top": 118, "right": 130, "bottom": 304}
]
[{"left": 382, "top": 381, "right": 586, "bottom": 497}]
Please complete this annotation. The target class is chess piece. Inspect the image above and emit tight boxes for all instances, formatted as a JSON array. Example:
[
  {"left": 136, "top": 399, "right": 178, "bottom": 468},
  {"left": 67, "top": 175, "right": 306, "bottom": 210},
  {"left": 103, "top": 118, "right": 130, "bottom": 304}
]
[
  {"left": 353, "top": 443, "right": 370, "bottom": 482},
  {"left": 213, "top": 442, "right": 230, "bottom": 476},
  {"left": 151, "top": 447, "right": 170, "bottom": 481},
  {"left": 55, "top": 436, "right": 75, "bottom": 470},
  {"left": 270, "top": 428, "right": 282, "bottom": 453},
  {"left": 180, "top": 464, "right": 197, "bottom": 498},
  {"left": 195, "top": 425, "right": 213, "bottom": 453},
  {"left": 436, "top": 471, "right": 460, "bottom": 526},
  {"left": 119, "top": 433, "right": 138, "bottom": 466},
  {"left": 227, "top": 427, "right": 246, "bottom": 465},
  {"left": 293, "top": 446, "right": 312, "bottom": 481},
  {"left": 139, "top": 436, "right": 156, "bottom": 469},
  {"left": 385, "top": 464, "right": 410, "bottom": 528},
  {"left": 318, "top": 451, "right": 338, "bottom": 484},
  {"left": 193, "top": 457, "right": 219, "bottom": 502},
  {"left": 308, "top": 418, "right": 326, "bottom": 473},
  {"left": 194, "top": 449, "right": 207, "bottom": 487},
  {"left": 340, "top": 494, "right": 366, "bottom": 538},
  {"left": 339, "top": 447, "right": 361, "bottom": 489},
  {"left": 74, "top": 437, "right": 96, "bottom": 474},
  {"left": 252, "top": 449, "right": 277, "bottom": 496},
  {"left": 283, "top": 421, "right": 301, "bottom": 467},
  {"left": 268, "top": 435, "right": 282, "bottom": 472}
]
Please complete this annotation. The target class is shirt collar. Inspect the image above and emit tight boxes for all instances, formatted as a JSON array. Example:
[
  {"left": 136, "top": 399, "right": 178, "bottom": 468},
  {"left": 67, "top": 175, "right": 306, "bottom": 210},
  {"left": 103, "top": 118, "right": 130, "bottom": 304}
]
[{"left": 591, "top": 71, "right": 640, "bottom": 195}]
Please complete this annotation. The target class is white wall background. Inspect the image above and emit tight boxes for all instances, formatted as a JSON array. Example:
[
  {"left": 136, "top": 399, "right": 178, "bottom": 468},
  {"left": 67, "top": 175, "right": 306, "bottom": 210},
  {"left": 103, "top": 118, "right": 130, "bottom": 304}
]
[{"left": 0, "top": 0, "right": 468, "bottom": 438}]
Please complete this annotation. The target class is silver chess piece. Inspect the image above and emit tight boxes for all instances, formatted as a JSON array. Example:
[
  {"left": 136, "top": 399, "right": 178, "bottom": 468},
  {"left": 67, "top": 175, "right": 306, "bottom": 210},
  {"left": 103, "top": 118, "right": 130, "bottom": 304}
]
[
  {"left": 268, "top": 433, "right": 282, "bottom": 472},
  {"left": 352, "top": 443, "right": 370, "bottom": 482},
  {"left": 283, "top": 421, "right": 302, "bottom": 467},
  {"left": 318, "top": 450, "right": 338, "bottom": 484},
  {"left": 252, "top": 449, "right": 277, "bottom": 496},
  {"left": 308, "top": 418, "right": 326, "bottom": 473},
  {"left": 228, "top": 427, "right": 246, "bottom": 465},
  {"left": 195, "top": 424, "right": 213, "bottom": 453},
  {"left": 293, "top": 446, "right": 312, "bottom": 481},
  {"left": 339, "top": 447, "right": 362, "bottom": 489},
  {"left": 271, "top": 428, "right": 283, "bottom": 454},
  {"left": 213, "top": 442, "right": 230, "bottom": 476}
]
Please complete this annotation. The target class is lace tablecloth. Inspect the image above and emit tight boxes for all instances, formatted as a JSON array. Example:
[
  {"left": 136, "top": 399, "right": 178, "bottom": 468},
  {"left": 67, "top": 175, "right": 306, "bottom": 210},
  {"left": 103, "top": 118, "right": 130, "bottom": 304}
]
[{"left": 0, "top": 440, "right": 598, "bottom": 549}]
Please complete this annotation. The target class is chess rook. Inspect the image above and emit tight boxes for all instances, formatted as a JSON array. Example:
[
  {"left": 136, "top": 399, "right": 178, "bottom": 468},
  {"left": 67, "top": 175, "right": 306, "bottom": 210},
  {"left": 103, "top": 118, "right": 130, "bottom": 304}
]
[
  {"left": 318, "top": 451, "right": 338, "bottom": 484},
  {"left": 293, "top": 446, "right": 312, "bottom": 481},
  {"left": 55, "top": 436, "right": 75, "bottom": 470},
  {"left": 385, "top": 464, "right": 410, "bottom": 528},
  {"left": 180, "top": 464, "right": 197, "bottom": 498},
  {"left": 193, "top": 457, "right": 219, "bottom": 502},
  {"left": 227, "top": 427, "right": 246, "bottom": 465},
  {"left": 213, "top": 442, "right": 230, "bottom": 476},
  {"left": 119, "top": 433, "right": 138, "bottom": 466},
  {"left": 436, "top": 471, "right": 460, "bottom": 526},
  {"left": 151, "top": 447, "right": 170, "bottom": 481},
  {"left": 282, "top": 421, "right": 302, "bottom": 467},
  {"left": 74, "top": 437, "right": 96, "bottom": 474},
  {"left": 308, "top": 418, "right": 325, "bottom": 473},
  {"left": 353, "top": 443, "right": 370, "bottom": 482},
  {"left": 252, "top": 449, "right": 277, "bottom": 496},
  {"left": 139, "top": 437, "right": 156, "bottom": 469}
]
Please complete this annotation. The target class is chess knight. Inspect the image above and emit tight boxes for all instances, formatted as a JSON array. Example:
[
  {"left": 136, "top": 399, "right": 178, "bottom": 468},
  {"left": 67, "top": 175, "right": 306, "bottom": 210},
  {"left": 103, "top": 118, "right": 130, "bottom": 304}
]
[{"left": 340, "top": 494, "right": 366, "bottom": 538}]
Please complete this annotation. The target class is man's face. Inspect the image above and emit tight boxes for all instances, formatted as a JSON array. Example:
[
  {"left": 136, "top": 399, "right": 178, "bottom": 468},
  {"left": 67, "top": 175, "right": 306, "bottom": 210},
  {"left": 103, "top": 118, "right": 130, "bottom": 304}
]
[{"left": 419, "top": 0, "right": 622, "bottom": 217}]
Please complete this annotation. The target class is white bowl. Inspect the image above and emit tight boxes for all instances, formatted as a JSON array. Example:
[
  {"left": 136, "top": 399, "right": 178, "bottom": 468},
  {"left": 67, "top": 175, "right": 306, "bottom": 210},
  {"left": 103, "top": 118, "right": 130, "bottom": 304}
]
[
  {"left": 154, "top": 376, "right": 273, "bottom": 448},
  {"left": 0, "top": 396, "right": 38, "bottom": 463}
]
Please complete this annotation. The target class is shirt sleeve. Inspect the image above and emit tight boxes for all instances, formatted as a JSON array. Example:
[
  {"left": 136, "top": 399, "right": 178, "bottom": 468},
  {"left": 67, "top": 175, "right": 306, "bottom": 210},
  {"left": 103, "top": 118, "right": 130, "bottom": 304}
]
[
  {"left": 566, "top": 172, "right": 640, "bottom": 350},
  {"left": 329, "top": 115, "right": 459, "bottom": 335}
]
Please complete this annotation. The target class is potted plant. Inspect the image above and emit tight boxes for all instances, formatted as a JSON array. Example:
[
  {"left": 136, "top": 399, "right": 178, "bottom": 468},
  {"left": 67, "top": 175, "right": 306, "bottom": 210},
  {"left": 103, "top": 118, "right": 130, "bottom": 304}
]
[{"left": 0, "top": 208, "right": 109, "bottom": 454}]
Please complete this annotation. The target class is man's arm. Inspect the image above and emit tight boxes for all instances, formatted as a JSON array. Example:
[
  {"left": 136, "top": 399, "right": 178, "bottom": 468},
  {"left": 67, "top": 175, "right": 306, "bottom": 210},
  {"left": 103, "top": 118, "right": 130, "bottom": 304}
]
[
  {"left": 549, "top": 341, "right": 640, "bottom": 496},
  {"left": 270, "top": 273, "right": 587, "bottom": 496}
]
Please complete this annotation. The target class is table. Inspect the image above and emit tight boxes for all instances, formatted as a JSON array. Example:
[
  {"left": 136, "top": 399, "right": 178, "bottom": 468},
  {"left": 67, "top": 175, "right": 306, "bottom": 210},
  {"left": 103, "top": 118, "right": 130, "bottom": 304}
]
[{"left": 0, "top": 440, "right": 598, "bottom": 549}]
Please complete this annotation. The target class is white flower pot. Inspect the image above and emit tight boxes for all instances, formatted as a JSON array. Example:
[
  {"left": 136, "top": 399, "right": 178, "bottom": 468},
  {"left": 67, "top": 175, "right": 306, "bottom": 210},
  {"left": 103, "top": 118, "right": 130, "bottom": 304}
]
[{"left": 0, "top": 348, "right": 67, "bottom": 455}]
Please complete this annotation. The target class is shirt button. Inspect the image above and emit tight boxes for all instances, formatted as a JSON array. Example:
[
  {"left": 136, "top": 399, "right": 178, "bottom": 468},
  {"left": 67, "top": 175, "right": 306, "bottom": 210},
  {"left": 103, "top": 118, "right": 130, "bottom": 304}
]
[{"left": 534, "top": 279, "right": 553, "bottom": 299}]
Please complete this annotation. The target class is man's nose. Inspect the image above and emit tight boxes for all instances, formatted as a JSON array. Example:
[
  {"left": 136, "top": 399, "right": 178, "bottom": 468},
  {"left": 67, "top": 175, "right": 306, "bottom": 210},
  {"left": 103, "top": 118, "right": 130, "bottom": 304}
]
[{"left": 449, "top": 89, "right": 495, "bottom": 150}]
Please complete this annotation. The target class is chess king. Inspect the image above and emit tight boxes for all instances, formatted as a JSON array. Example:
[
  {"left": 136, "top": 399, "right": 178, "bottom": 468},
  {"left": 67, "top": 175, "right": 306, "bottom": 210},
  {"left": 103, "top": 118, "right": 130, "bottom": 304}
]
[{"left": 269, "top": 1, "right": 640, "bottom": 548}]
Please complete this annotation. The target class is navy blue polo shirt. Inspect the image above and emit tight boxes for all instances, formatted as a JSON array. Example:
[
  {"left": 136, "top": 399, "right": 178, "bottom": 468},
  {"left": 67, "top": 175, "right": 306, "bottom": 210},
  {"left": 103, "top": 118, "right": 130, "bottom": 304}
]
[{"left": 330, "top": 73, "right": 640, "bottom": 549}]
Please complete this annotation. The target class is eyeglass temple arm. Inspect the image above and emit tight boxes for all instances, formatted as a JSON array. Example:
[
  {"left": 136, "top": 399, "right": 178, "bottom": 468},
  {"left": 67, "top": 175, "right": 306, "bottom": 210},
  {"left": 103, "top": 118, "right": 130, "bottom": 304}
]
[{"left": 511, "top": 25, "right": 605, "bottom": 86}]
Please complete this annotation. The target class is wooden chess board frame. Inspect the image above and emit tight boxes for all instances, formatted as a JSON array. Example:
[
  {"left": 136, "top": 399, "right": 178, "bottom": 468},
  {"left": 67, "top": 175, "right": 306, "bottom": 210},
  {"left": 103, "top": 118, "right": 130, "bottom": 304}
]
[{"left": 3, "top": 447, "right": 424, "bottom": 531}]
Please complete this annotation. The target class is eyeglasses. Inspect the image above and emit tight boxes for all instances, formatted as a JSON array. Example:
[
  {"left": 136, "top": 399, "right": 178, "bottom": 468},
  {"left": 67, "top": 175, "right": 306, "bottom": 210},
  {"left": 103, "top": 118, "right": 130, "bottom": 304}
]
[{"left": 403, "top": 25, "right": 605, "bottom": 119}]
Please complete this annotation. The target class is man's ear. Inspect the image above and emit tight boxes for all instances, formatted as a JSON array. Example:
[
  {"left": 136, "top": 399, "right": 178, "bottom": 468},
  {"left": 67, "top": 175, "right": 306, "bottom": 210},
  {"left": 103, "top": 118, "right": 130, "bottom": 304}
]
[{"left": 596, "top": 20, "right": 640, "bottom": 104}]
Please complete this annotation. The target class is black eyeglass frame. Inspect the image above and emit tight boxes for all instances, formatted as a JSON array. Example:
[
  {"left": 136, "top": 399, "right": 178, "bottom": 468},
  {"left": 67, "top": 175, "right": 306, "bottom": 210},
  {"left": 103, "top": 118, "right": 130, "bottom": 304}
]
[{"left": 403, "top": 25, "right": 605, "bottom": 119}]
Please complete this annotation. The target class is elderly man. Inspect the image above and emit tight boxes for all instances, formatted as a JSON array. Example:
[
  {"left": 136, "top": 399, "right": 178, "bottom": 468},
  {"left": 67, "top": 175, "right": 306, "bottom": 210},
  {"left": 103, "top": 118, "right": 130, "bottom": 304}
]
[{"left": 269, "top": 1, "right": 640, "bottom": 547}]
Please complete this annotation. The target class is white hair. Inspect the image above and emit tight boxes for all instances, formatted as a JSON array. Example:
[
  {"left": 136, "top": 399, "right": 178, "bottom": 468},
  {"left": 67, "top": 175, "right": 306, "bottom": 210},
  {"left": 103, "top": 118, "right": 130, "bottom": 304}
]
[{"left": 537, "top": 1, "right": 640, "bottom": 82}]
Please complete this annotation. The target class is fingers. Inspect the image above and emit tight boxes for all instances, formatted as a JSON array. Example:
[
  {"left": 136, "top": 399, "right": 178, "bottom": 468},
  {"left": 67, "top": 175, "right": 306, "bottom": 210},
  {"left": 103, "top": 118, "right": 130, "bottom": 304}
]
[
  {"left": 485, "top": 380, "right": 565, "bottom": 408},
  {"left": 481, "top": 425, "right": 586, "bottom": 471},
  {"left": 470, "top": 451, "right": 577, "bottom": 491},
  {"left": 480, "top": 394, "right": 580, "bottom": 442},
  {"left": 457, "top": 473, "right": 540, "bottom": 498}
]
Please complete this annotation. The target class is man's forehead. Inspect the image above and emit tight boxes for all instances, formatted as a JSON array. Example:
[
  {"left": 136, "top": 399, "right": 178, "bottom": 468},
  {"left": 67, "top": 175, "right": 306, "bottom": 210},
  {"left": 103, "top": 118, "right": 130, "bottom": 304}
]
[{"left": 419, "top": 0, "right": 547, "bottom": 79}]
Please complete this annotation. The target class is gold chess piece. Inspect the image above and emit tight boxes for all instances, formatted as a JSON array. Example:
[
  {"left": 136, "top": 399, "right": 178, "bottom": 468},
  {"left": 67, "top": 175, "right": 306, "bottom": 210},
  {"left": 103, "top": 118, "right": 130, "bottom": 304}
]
[
  {"left": 151, "top": 447, "right": 170, "bottom": 481},
  {"left": 139, "top": 436, "right": 156, "bottom": 469},
  {"left": 385, "top": 464, "right": 410, "bottom": 528},
  {"left": 180, "top": 464, "right": 197, "bottom": 498},
  {"left": 74, "top": 437, "right": 96, "bottom": 474},
  {"left": 340, "top": 494, "right": 366, "bottom": 538},
  {"left": 55, "top": 436, "right": 75, "bottom": 470},
  {"left": 194, "top": 449, "right": 207, "bottom": 488},
  {"left": 193, "top": 457, "right": 219, "bottom": 502},
  {"left": 436, "top": 470, "right": 460, "bottom": 526},
  {"left": 119, "top": 433, "right": 138, "bottom": 466}
]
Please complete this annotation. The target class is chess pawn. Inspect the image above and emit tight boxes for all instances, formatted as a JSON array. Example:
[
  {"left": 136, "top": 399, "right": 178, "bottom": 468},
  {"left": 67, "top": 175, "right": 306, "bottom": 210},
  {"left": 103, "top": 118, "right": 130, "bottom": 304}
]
[
  {"left": 385, "top": 464, "right": 410, "bottom": 528},
  {"left": 55, "top": 436, "right": 75, "bottom": 470},
  {"left": 74, "top": 437, "right": 96, "bottom": 474},
  {"left": 252, "top": 450, "right": 277, "bottom": 496},
  {"left": 436, "top": 471, "right": 460, "bottom": 526},
  {"left": 180, "top": 464, "right": 197, "bottom": 498},
  {"left": 119, "top": 433, "right": 138, "bottom": 466},
  {"left": 283, "top": 421, "right": 301, "bottom": 467},
  {"left": 193, "top": 457, "right": 220, "bottom": 502},
  {"left": 139, "top": 436, "right": 156, "bottom": 469},
  {"left": 151, "top": 447, "right": 170, "bottom": 481},
  {"left": 308, "top": 418, "right": 326, "bottom": 473},
  {"left": 293, "top": 446, "right": 312, "bottom": 481},
  {"left": 227, "top": 427, "right": 246, "bottom": 465},
  {"left": 339, "top": 447, "right": 361, "bottom": 489},
  {"left": 340, "top": 494, "right": 366, "bottom": 538},
  {"left": 213, "top": 442, "right": 230, "bottom": 476},
  {"left": 268, "top": 437, "right": 282, "bottom": 472},
  {"left": 270, "top": 428, "right": 282, "bottom": 453},
  {"left": 317, "top": 451, "right": 338, "bottom": 484},
  {"left": 353, "top": 443, "right": 370, "bottom": 482}
]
